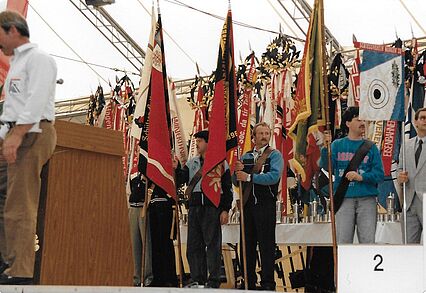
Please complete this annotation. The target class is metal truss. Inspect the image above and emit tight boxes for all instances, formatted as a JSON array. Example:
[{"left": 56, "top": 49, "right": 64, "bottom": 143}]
[
  {"left": 54, "top": 76, "right": 197, "bottom": 121},
  {"left": 275, "top": 0, "right": 343, "bottom": 52},
  {"left": 68, "top": 0, "right": 146, "bottom": 71}
]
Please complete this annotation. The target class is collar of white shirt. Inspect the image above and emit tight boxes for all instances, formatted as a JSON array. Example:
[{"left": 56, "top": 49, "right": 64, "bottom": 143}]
[
  {"left": 12, "top": 43, "right": 37, "bottom": 58},
  {"left": 253, "top": 145, "right": 269, "bottom": 159}
]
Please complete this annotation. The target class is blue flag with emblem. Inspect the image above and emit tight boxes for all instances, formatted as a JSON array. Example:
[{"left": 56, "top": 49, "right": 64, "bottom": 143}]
[{"left": 359, "top": 50, "right": 404, "bottom": 121}]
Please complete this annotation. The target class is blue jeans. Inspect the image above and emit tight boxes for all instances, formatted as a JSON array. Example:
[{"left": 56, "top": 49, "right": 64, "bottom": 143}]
[{"left": 336, "top": 197, "right": 377, "bottom": 243}]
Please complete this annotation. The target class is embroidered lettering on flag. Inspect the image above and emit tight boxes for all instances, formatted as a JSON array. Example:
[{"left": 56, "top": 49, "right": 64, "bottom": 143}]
[
  {"left": 359, "top": 49, "right": 404, "bottom": 121},
  {"left": 382, "top": 120, "right": 397, "bottom": 176},
  {"left": 348, "top": 49, "right": 360, "bottom": 107},
  {"left": 169, "top": 79, "right": 188, "bottom": 165}
]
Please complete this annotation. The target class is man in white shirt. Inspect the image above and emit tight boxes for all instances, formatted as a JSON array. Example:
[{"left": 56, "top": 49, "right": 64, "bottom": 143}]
[{"left": 0, "top": 10, "right": 57, "bottom": 285}]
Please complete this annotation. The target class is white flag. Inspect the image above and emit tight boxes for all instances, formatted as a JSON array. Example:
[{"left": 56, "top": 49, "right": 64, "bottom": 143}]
[
  {"left": 130, "top": 6, "right": 156, "bottom": 139},
  {"left": 168, "top": 79, "right": 188, "bottom": 165}
]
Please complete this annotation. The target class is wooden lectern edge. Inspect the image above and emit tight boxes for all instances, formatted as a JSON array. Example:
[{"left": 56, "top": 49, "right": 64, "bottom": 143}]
[{"left": 54, "top": 120, "right": 125, "bottom": 157}]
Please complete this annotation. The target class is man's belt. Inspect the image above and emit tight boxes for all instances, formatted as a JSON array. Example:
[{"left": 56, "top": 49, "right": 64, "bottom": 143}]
[{"left": 4, "top": 119, "right": 52, "bottom": 129}]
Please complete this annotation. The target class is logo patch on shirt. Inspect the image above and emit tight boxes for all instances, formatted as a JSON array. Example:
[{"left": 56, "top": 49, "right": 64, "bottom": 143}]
[{"left": 9, "top": 78, "right": 21, "bottom": 94}]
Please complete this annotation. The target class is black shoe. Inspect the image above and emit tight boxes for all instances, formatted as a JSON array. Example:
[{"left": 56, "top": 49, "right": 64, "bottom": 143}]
[
  {"left": 0, "top": 273, "right": 33, "bottom": 285},
  {"left": 0, "top": 262, "right": 8, "bottom": 274},
  {"left": 261, "top": 285, "right": 276, "bottom": 291},
  {"left": 205, "top": 280, "right": 220, "bottom": 288}
]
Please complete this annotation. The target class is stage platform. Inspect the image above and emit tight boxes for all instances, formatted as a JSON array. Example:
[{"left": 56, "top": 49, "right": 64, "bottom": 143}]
[{"left": 0, "top": 286, "right": 275, "bottom": 293}]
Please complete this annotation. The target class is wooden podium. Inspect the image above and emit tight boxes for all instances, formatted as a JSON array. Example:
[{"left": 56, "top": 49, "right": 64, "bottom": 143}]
[{"left": 34, "top": 120, "right": 133, "bottom": 285}]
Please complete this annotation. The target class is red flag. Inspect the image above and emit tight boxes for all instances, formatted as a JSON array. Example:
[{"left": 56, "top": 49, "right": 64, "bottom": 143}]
[
  {"left": 201, "top": 9, "right": 238, "bottom": 207},
  {"left": 0, "top": 0, "right": 28, "bottom": 99},
  {"left": 6, "top": 0, "right": 28, "bottom": 14},
  {"left": 235, "top": 53, "right": 255, "bottom": 160},
  {"left": 146, "top": 14, "right": 176, "bottom": 199},
  {"left": 188, "top": 79, "right": 209, "bottom": 158}
]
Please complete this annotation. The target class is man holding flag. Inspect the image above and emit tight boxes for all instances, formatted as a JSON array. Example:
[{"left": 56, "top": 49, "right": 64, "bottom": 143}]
[
  {"left": 174, "top": 5, "right": 237, "bottom": 287},
  {"left": 136, "top": 7, "right": 179, "bottom": 287},
  {"left": 397, "top": 107, "right": 426, "bottom": 243},
  {"left": 174, "top": 130, "right": 232, "bottom": 288},
  {"left": 234, "top": 122, "right": 283, "bottom": 290},
  {"left": 321, "top": 107, "right": 384, "bottom": 244}
]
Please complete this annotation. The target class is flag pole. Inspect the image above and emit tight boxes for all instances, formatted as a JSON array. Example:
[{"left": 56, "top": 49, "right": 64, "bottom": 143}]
[
  {"left": 319, "top": 0, "right": 338, "bottom": 289},
  {"left": 237, "top": 146, "right": 249, "bottom": 290},
  {"left": 402, "top": 38, "right": 417, "bottom": 244},
  {"left": 174, "top": 196, "right": 184, "bottom": 287},
  {"left": 171, "top": 147, "right": 184, "bottom": 287},
  {"left": 141, "top": 177, "right": 153, "bottom": 286}
]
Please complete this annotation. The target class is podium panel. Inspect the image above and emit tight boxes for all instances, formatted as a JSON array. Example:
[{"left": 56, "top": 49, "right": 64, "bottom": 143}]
[{"left": 35, "top": 121, "right": 132, "bottom": 285}]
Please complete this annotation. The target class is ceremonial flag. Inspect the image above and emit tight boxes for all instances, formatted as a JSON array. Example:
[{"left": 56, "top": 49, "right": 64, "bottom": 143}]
[
  {"left": 348, "top": 49, "right": 361, "bottom": 107},
  {"left": 201, "top": 8, "right": 238, "bottom": 207},
  {"left": 131, "top": 5, "right": 155, "bottom": 139},
  {"left": 169, "top": 79, "right": 188, "bottom": 165},
  {"left": 328, "top": 53, "right": 349, "bottom": 137},
  {"left": 188, "top": 78, "right": 209, "bottom": 159},
  {"left": 288, "top": 0, "right": 325, "bottom": 187},
  {"left": 237, "top": 52, "right": 255, "bottom": 156},
  {"left": 358, "top": 45, "right": 405, "bottom": 121},
  {"left": 145, "top": 13, "right": 176, "bottom": 199},
  {"left": 0, "top": 0, "right": 28, "bottom": 99},
  {"left": 281, "top": 69, "right": 295, "bottom": 215},
  {"left": 405, "top": 46, "right": 426, "bottom": 139},
  {"left": 127, "top": 137, "right": 141, "bottom": 195}
]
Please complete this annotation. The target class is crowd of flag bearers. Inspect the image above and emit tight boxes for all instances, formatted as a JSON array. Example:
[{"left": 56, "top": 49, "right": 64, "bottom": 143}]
[
  {"left": 112, "top": 0, "right": 426, "bottom": 291},
  {"left": 0, "top": 0, "right": 424, "bottom": 289}
]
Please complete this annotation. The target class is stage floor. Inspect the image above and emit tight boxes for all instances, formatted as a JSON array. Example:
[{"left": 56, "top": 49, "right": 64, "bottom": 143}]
[{"left": 0, "top": 286, "right": 277, "bottom": 293}]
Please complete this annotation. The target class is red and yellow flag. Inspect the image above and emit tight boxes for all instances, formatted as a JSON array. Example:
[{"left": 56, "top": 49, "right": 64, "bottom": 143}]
[
  {"left": 188, "top": 79, "right": 209, "bottom": 159},
  {"left": 288, "top": 0, "right": 326, "bottom": 188},
  {"left": 201, "top": 9, "right": 238, "bottom": 207}
]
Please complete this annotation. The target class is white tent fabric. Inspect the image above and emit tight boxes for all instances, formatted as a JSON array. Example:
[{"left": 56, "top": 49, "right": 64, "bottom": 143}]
[{"left": 12, "top": 0, "right": 426, "bottom": 101}]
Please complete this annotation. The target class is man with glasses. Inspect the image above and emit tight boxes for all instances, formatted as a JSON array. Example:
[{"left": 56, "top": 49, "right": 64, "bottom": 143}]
[{"left": 398, "top": 107, "right": 426, "bottom": 243}]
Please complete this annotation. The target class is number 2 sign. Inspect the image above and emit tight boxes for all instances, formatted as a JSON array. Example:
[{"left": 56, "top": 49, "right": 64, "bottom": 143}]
[{"left": 339, "top": 245, "right": 423, "bottom": 293}]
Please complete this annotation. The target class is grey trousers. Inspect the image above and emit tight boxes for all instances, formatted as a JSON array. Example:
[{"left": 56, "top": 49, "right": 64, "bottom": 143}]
[
  {"left": 402, "top": 195, "right": 423, "bottom": 244},
  {"left": 186, "top": 205, "right": 222, "bottom": 287},
  {"left": 336, "top": 197, "right": 377, "bottom": 244},
  {"left": 128, "top": 206, "right": 153, "bottom": 286}
]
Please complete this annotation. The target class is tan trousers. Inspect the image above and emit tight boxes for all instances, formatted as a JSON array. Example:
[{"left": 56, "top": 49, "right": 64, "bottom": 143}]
[
  {"left": 0, "top": 158, "right": 7, "bottom": 260},
  {"left": 3, "top": 122, "right": 56, "bottom": 277}
]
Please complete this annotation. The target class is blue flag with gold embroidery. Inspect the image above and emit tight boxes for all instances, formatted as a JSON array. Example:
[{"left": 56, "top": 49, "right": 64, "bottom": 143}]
[{"left": 359, "top": 50, "right": 404, "bottom": 121}]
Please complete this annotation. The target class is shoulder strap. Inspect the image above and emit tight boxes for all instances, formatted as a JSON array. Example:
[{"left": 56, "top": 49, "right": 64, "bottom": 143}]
[
  {"left": 184, "top": 167, "right": 203, "bottom": 198},
  {"left": 252, "top": 147, "right": 274, "bottom": 174},
  {"left": 334, "top": 140, "right": 374, "bottom": 213},
  {"left": 242, "top": 147, "right": 274, "bottom": 205}
]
